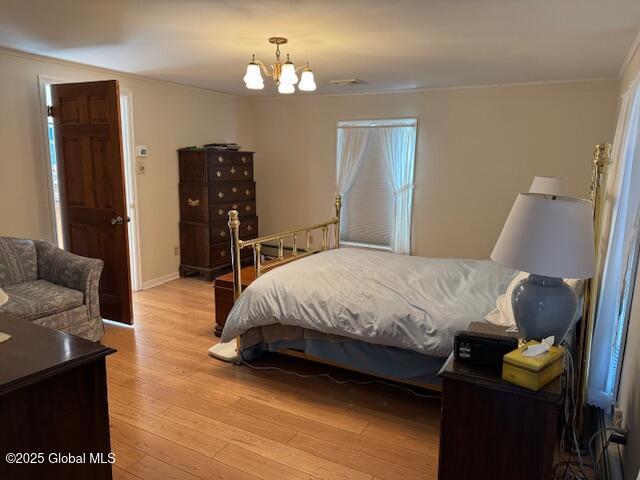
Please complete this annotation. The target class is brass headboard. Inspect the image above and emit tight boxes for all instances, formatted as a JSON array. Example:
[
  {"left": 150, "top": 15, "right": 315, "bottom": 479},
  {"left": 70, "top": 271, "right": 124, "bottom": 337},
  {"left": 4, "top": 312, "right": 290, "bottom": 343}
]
[
  {"left": 576, "top": 142, "right": 612, "bottom": 429},
  {"left": 227, "top": 195, "right": 342, "bottom": 300}
]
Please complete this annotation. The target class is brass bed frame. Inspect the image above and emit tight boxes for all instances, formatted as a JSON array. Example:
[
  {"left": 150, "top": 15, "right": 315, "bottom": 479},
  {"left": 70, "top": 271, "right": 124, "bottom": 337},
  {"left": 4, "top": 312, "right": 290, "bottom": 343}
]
[{"left": 226, "top": 143, "right": 612, "bottom": 414}]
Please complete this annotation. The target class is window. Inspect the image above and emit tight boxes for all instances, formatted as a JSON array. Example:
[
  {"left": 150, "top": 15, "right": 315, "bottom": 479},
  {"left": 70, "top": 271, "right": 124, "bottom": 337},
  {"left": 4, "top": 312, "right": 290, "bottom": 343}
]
[
  {"left": 587, "top": 77, "right": 640, "bottom": 408},
  {"left": 336, "top": 119, "right": 417, "bottom": 254},
  {"left": 341, "top": 135, "right": 395, "bottom": 248},
  {"left": 44, "top": 84, "right": 64, "bottom": 248}
]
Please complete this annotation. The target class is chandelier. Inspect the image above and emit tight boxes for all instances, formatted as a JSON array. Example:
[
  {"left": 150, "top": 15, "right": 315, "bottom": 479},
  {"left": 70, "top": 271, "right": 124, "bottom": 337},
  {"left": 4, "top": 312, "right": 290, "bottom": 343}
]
[{"left": 243, "top": 37, "right": 316, "bottom": 94}]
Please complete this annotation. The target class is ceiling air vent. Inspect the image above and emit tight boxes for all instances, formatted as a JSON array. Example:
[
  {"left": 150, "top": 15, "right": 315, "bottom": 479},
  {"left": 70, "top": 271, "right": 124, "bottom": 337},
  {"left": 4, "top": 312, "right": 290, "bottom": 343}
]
[{"left": 329, "top": 78, "right": 367, "bottom": 86}]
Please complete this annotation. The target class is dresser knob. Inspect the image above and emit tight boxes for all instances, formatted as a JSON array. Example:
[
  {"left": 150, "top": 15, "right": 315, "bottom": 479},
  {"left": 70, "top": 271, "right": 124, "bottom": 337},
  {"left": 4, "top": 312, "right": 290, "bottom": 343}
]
[
  {"left": 218, "top": 209, "right": 224, "bottom": 216},
  {"left": 247, "top": 225, "right": 253, "bottom": 231},
  {"left": 241, "top": 156, "right": 247, "bottom": 163},
  {"left": 245, "top": 189, "right": 251, "bottom": 196},
  {"left": 232, "top": 186, "right": 238, "bottom": 193},
  {"left": 216, "top": 170, "right": 222, "bottom": 178},
  {"left": 187, "top": 198, "right": 200, "bottom": 207},
  {"left": 220, "top": 250, "right": 227, "bottom": 257},
  {"left": 232, "top": 203, "right": 238, "bottom": 209},
  {"left": 217, "top": 192, "right": 224, "bottom": 199},
  {"left": 243, "top": 170, "right": 249, "bottom": 176},
  {"left": 220, "top": 231, "right": 226, "bottom": 237},
  {"left": 230, "top": 167, "right": 236, "bottom": 174},
  {"left": 245, "top": 205, "right": 251, "bottom": 212},
  {"left": 218, "top": 156, "right": 224, "bottom": 163}
]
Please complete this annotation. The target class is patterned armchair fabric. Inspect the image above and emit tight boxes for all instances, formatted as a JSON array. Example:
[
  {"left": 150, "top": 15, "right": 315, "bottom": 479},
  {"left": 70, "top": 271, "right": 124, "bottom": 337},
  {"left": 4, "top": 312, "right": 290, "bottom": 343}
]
[
  {"left": 0, "top": 237, "right": 38, "bottom": 287},
  {"left": 0, "top": 237, "right": 104, "bottom": 341}
]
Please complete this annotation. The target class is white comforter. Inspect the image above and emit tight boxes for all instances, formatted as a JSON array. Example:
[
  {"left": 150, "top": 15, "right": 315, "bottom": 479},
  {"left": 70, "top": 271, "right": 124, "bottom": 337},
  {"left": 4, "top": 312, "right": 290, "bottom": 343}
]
[{"left": 221, "top": 248, "right": 516, "bottom": 357}]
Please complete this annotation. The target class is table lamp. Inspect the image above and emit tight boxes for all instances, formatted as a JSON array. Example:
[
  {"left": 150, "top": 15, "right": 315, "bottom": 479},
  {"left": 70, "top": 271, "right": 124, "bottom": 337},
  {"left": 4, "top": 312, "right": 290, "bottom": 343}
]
[
  {"left": 529, "top": 176, "right": 567, "bottom": 195},
  {"left": 491, "top": 193, "right": 595, "bottom": 343}
]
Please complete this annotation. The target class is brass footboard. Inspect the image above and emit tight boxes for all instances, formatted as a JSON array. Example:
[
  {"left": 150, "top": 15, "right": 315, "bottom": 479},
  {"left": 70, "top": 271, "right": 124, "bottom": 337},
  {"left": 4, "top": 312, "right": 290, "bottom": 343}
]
[{"left": 227, "top": 195, "right": 342, "bottom": 300}]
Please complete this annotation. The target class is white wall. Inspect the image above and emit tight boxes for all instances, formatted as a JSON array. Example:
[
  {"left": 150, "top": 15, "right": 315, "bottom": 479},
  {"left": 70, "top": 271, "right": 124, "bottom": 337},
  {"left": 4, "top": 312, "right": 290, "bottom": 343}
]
[
  {"left": 0, "top": 49, "right": 621, "bottom": 302},
  {"left": 248, "top": 80, "right": 618, "bottom": 259},
  {"left": 0, "top": 49, "right": 253, "bottom": 285},
  {"left": 615, "top": 38, "right": 640, "bottom": 480}
]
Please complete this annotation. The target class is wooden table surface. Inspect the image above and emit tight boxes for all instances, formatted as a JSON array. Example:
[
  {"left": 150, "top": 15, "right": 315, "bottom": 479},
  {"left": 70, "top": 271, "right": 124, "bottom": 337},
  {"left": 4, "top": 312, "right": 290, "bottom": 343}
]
[{"left": 0, "top": 313, "right": 115, "bottom": 396}]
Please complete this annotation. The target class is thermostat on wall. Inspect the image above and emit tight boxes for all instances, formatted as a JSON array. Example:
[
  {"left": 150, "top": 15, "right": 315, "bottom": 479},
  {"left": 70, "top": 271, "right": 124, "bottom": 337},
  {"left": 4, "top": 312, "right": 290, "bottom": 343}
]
[{"left": 136, "top": 145, "right": 148, "bottom": 157}]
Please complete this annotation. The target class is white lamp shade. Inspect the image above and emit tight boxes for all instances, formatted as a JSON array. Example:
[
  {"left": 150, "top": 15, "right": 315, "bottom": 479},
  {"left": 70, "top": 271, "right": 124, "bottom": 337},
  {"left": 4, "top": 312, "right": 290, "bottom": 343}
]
[
  {"left": 278, "top": 82, "right": 295, "bottom": 94},
  {"left": 298, "top": 69, "right": 317, "bottom": 91},
  {"left": 243, "top": 63, "right": 264, "bottom": 89},
  {"left": 280, "top": 62, "right": 298, "bottom": 85},
  {"left": 491, "top": 193, "right": 595, "bottom": 279},
  {"left": 529, "top": 176, "right": 568, "bottom": 195}
]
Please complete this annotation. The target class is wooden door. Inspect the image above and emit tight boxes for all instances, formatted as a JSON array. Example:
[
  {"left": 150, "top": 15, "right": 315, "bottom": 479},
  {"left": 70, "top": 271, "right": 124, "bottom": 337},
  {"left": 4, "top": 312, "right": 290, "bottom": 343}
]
[{"left": 51, "top": 80, "right": 133, "bottom": 324}]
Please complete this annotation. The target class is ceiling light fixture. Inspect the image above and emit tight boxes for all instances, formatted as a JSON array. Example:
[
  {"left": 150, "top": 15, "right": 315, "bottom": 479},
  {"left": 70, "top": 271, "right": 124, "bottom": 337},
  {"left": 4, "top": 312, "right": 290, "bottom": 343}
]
[{"left": 244, "top": 37, "right": 316, "bottom": 93}]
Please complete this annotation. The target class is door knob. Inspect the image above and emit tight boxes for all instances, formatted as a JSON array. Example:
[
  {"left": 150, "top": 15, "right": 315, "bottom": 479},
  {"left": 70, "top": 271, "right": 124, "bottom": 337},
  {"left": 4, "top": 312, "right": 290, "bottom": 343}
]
[{"left": 110, "top": 216, "right": 124, "bottom": 225}]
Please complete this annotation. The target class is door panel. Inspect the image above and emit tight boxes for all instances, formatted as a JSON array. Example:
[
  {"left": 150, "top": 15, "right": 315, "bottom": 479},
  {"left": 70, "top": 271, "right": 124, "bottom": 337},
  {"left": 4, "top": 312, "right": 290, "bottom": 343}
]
[{"left": 52, "top": 80, "right": 133, "bottom": 324}]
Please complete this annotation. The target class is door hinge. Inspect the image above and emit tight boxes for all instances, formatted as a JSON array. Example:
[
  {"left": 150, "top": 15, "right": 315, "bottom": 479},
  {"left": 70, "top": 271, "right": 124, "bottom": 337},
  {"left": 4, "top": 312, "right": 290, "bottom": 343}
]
[{"left": 47, "top": 106, "right": 54, "bottom": 117}]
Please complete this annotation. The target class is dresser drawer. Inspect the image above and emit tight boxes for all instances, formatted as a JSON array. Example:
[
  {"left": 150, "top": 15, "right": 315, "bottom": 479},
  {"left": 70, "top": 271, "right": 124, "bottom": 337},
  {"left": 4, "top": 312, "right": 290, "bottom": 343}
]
[
  {"left": 210, "top": 201, "right": 256, "bottom": 220},
  {"left": 206, "top": 151, "right": 253, "bottom": 166},
  {"left": 179, "top": 151, "right": 207, "bottom": 183},
  {"left": 179, "top": 222, "right": 210, "bottom": 268},
  {"left": 210, "top": 216, "right": 258, "bottom": 243},
  {"left": 209, "top": 182, "right": 255, "bottom": 202},
  {"left": 206, "top": 151, "right": 233, "bottom": 166},
  {"left": 179, "top": 184, "right": 209, "bottom": 223},
  {"left": 207, "top": 163, "right": 253, "bottom": 182},
  {"left": 232, "top": 152, "right": 253, "bottom": 166},
  {"left": 210, "top": 243, "right": 253, "bottom": 267}
]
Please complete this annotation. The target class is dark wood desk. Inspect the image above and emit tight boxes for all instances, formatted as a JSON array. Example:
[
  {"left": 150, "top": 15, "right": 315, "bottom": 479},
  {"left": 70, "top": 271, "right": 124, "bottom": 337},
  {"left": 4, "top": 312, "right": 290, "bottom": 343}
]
[
  {"left": 0, "top": 313, "right": 115, "bottom": 480},
  {"left": 438, "top": 325, "right": 563, "bottom": 480}
]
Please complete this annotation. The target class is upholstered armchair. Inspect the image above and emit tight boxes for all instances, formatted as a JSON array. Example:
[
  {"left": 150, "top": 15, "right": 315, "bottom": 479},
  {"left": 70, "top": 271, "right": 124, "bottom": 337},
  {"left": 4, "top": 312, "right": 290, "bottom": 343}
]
[{"left": 0, "top": 237, "right": 104, "bottom": 341}]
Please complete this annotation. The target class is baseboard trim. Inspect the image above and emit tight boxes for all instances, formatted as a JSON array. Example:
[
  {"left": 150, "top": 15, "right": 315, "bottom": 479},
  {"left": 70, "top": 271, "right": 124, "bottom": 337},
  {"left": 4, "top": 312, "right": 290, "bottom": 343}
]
[{"left": 142, "top": 271, "right": 180, "bottom": 290}]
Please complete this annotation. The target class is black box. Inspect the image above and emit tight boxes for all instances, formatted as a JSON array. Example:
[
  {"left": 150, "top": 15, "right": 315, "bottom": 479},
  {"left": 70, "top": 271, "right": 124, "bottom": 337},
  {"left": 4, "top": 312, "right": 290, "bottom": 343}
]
[{"left": 454, "top": 324, "right": 518, "bottom": 372}]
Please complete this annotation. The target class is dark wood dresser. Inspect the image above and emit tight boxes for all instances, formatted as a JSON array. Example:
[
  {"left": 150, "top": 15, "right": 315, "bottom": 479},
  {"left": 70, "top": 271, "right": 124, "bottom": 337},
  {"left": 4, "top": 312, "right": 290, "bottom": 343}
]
[
  {"left": 438, "top": 323, "right": 563, "bottom": 480},
  {"left": 0, "top": 313, "right": 115, "bottom": 479},
  {"left": 178, "top": 147, "right": 258, "bottom": 280}
]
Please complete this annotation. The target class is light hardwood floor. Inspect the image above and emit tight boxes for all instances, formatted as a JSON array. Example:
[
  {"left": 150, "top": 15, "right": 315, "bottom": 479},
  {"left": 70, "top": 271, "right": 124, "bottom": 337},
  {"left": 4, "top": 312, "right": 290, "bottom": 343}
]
[{"left": 102, "top": 277, "right": 441, "bottom": 480}]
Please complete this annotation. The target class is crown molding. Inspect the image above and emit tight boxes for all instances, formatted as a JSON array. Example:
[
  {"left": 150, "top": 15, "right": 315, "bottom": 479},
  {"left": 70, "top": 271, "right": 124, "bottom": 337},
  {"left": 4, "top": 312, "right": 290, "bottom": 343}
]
[
  {"left": 248, "top": 76, "right": 618, "bottom": 101},
  {"left": 618, "top": 26, "right": 640, "bottom": 79},
  {"left": 0, "top": 46, "right": 239, "bottom": 99}
]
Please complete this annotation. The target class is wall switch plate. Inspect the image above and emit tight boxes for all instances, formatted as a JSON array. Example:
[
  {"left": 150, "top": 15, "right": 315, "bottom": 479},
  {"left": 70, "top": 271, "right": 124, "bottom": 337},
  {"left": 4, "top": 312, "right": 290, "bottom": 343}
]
[
  {"left": 136, "top": 145, "right": 148, "bottom": 157},
  {"left": 173, "top": 246, "right": 179, "bottom": 256},
  {"left": 137, "top": 159, "right": 145, "bottom": 175}
]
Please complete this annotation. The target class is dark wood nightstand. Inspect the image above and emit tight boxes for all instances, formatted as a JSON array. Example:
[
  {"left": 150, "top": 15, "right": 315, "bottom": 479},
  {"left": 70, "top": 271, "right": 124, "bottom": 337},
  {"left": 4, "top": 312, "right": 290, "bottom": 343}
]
[
  {"left": 437, "top": 323, "right": 563, "bottom": 480},
  {"left": 214, "top": 265, "right": 256, "bottom": 336}
]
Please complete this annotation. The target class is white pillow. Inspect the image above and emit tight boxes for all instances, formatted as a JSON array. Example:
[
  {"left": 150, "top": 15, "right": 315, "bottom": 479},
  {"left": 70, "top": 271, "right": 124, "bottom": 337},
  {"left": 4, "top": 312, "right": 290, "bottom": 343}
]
[
  {"left": 485, "top": 272, "right": 584, "bottom": 327},
  {"left": 485, "top": 272, "right": 528, "bottom": 326}
]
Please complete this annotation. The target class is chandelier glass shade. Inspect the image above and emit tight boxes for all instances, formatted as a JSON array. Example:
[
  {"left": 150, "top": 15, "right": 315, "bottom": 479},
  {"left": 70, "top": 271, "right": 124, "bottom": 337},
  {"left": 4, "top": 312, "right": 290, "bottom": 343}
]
[
  {"left": 243, "top": 62, "right": 264, "bottom": 90},
  {"left": 244, "top": 37, "right": 316, "bottom": 93},
  {"left": 298, "top": 68, "right": 317, "bottom": 91}
]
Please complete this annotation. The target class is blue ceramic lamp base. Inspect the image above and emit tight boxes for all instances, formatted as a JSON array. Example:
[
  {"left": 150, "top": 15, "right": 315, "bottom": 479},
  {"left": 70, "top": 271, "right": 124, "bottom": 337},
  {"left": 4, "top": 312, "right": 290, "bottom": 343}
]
[{"left": 512, "top": 274, "right": 578, "bottom": 344}]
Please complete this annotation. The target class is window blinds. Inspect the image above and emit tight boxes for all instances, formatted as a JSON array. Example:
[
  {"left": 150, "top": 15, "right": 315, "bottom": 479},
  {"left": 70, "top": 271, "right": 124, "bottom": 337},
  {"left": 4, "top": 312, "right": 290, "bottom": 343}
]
[{"left": 340, "top": 138, "right": 395, "bottom": 247}]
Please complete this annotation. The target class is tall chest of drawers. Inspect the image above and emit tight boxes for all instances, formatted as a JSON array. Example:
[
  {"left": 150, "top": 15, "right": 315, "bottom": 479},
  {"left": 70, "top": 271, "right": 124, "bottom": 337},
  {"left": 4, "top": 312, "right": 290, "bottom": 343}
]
[{"left": 178, "top": 148, "right": 258, "bottom": 280}]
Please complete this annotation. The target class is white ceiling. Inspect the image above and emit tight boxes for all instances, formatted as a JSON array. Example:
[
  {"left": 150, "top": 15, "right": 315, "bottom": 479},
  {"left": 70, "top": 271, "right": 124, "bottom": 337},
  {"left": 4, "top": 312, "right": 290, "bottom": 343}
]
[{"left": 1, "top": 0, "right": 639, "bottom": 96}]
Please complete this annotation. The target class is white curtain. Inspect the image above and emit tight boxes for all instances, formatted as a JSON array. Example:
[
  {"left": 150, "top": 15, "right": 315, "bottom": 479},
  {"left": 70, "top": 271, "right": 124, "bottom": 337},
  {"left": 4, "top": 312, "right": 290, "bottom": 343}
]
[
  {"left": 588, "top": 74, "right": 640, "bottom": 408},
  {"left": 376, "top": 121, "right": 417, "bottom": 254},
  {"left": 336, "top": 127, "right": 370, "bottom": 197}
]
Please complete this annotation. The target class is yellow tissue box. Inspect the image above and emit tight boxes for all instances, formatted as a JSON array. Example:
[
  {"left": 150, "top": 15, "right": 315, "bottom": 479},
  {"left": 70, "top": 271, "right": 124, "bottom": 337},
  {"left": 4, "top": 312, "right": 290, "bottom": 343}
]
[{"left": 502, "top": 341, "right": 565, "bottom": 391}]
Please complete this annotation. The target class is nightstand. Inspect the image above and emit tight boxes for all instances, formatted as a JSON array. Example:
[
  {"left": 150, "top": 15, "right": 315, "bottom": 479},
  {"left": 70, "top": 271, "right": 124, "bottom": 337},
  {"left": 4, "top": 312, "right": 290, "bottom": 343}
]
[
  {"left": 437, "top": 323, "right": 563, "bottom": 480},
  {"left": 214, "top": 265, "right": 256, "bottom": 336}
]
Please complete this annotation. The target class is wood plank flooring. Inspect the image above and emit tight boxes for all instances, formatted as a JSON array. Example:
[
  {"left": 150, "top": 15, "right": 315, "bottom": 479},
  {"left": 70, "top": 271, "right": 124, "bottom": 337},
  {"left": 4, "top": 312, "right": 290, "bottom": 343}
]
[{"left": 102, "top": 277, "right": 441, "bottom": 480}]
